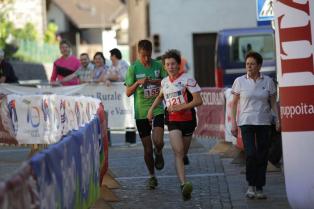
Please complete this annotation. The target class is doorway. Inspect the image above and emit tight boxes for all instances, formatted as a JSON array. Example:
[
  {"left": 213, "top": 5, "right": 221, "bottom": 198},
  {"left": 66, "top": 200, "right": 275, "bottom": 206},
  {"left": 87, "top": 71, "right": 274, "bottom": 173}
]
[{"left": 193, "top": 33, "right": 217, "bottom": 87}]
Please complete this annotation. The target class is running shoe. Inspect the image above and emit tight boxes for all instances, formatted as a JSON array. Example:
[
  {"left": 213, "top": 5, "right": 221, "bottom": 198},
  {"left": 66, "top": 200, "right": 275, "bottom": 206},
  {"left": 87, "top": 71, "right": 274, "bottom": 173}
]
[
  {"left": 256, "top": 189, "right": 267, "bottom": 199},
  {"left": 154, "top": 148, "right": 164, "bottom": 170},
  {"left": 181, "top": 181, "right": 193, "bottom": 201},
  {"left": 246, "top": 186, "right": 256, "bottom": 199},
  {"left": 148, "top": 176, "right": 158, "bottom": 190}
]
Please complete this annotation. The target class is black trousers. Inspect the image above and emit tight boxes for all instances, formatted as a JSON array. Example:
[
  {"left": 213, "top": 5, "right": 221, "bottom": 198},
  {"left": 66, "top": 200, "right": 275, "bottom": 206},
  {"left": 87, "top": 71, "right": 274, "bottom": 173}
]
[
  {"left": 240, "top": 125, "right": 271, "bottom": 188},
  {"left": 268, "top": 125, "right": 282, "bottom": 165}
]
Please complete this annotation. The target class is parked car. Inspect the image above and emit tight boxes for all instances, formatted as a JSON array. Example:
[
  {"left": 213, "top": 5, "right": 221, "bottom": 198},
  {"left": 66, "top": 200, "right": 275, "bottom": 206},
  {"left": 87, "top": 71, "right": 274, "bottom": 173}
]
[{"left": 215, "top": 26, "right": 276, "bottom": 87}]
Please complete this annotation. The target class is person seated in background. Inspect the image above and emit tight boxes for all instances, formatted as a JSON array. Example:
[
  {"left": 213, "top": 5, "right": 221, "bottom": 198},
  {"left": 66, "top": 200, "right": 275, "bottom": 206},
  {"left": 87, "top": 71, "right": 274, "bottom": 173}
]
[
  {"left": 50, "top": 40, "right": 80, "bottom": 86},
  {"left": 109, "top": 48, "right": 129, "bottom": 82},
  {"left": 52, "top": 53, "right": 94, "bottom": 85},
  {"left": 0, "top": 49, "right": 18, "bottom": 83}
]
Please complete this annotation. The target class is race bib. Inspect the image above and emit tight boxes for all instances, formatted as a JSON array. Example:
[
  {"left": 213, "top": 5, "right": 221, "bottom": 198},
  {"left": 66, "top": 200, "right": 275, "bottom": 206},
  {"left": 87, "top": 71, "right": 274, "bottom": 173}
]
[
  {"left": 165, "top": 90, "right": 186, "bottom": 107},
  {"left": 144, "top": 84, "right": 160, "bottom": 98}
]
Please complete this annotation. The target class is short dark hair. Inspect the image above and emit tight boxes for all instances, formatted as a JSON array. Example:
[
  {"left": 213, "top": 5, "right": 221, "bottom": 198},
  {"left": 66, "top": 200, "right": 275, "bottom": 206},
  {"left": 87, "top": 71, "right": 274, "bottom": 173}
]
[
  {"left": 162, "top": 49, "right": 181, "bottom": 65},
  {"left": 59, "top": 39, "right": 71, "bottom": 48},
  {"left": 80, "top": 53, "right": 89, "bottom": 58},
  {"left": 245, "top": 51, "right": 263, "bottom": 65},
  {"left": 138, "top": 39, "right": 152, "bottom": 52},
  {"left": 110, "top": 48, "right": 122, "bottom": 59},
  {"left": 93, "top": 51, "right": 106, "bottom": 64}
]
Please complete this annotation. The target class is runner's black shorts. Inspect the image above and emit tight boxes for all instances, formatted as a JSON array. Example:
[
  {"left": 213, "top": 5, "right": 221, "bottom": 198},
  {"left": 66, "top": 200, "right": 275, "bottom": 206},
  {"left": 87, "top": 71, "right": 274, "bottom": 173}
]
[
  {"left": 136, "top": 114, "right": 164, "bottom": 138},
  {"left": 167, "top": 120, "right": 196, "bottom": 137}
]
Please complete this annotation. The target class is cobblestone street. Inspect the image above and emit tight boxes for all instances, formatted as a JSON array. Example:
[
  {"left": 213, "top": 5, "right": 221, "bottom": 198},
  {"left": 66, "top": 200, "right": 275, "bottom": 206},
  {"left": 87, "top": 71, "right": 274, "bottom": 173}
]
[
  {"left": 0, "top": 134, "right": 291, "bottom": 209},
  {"left": 104, "top": 134, "right": 291, "bottom": 209}
]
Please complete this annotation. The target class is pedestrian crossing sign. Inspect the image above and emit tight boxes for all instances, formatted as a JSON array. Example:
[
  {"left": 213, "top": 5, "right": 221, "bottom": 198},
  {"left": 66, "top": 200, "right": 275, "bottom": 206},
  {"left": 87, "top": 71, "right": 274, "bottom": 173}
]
[{"left": 256, "top": 0, "right": 274, "bottom": 21}]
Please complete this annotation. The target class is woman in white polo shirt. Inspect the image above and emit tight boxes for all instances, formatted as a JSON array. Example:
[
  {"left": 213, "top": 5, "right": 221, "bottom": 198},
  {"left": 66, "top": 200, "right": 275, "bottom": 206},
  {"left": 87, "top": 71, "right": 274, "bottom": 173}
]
[{"left": 231, "top": 51, "right": 280, "bottom": 200}]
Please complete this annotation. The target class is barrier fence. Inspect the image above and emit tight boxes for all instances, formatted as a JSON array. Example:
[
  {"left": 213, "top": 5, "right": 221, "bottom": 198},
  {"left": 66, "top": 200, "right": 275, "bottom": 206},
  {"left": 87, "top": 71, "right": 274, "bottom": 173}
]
[
  {"left": 0, "top": 94, "right": 108, "bottom": 209},
  {"left": 0, "top": 83, "right": 135, "bottom": 130},
  {"left": 194, "top": 88, "right": 225, "bottom": 140},
  {"left": 0, "top": 83, "right": 239, "bottom": 144}
]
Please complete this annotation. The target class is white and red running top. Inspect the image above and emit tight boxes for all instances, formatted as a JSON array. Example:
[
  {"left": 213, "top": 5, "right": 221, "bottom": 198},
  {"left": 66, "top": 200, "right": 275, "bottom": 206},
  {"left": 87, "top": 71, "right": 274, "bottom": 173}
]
[{"left": 161, "top": 73, "right": 201, "bottom": 122}]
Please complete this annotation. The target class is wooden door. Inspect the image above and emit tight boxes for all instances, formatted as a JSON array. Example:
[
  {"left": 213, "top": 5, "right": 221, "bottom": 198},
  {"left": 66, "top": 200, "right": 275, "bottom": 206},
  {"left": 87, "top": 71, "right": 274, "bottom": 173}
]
[{"left": 193, "top": 33, "right": 217, "bottom": 87}]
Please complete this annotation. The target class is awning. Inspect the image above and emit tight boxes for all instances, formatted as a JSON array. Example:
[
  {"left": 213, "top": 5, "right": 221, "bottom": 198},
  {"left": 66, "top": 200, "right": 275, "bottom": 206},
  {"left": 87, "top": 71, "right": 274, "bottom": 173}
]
[{"left": 52, "top": 0, "right": 126, "bottom": 29}]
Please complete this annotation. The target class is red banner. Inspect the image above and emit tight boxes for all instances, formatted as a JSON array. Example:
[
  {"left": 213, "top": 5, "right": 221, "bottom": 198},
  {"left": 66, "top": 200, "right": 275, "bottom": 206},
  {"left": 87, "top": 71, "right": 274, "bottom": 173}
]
[
  {"left": 194, "top": 88, "right": 225, "bottom": 139},
  {"left": 280, "top": 86, "right": 314, "bottom": 132},
  {"left": 97, "top": 103, "right": 109, "bottom": 184}
]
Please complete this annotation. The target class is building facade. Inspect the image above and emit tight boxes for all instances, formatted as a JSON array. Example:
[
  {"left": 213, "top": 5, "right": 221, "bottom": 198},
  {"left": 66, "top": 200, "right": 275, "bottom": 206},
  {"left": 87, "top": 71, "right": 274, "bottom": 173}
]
[{"left": 127, "top": 0, "right": 258, "bottom": 86}]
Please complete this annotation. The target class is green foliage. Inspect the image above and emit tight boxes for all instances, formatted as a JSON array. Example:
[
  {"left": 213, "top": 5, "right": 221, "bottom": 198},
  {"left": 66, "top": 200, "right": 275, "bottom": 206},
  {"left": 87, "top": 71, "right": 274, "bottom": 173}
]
[
  {"left": 0, "top": 2, "right": 39, "bottom": 58},
  {"left": 0, "top": 14, "right": 15, "bottom": 49},
  {"left": 0, "top": 0, "right": 14, "bottom": 4},
  {"left": 1, "top": 1, "right": 14, "bottom": 48},
  {"left": 14, "top": 40, "right": 60, "bottom": 63},
  {"left": 14, "top": 22, "right": 38, "bottom": 41},
  {"left": 0, "top": 2, "right": 59, "bottom": 61},
  {"left": 44, "top": 22, "right": 58, "bottom": 44}
]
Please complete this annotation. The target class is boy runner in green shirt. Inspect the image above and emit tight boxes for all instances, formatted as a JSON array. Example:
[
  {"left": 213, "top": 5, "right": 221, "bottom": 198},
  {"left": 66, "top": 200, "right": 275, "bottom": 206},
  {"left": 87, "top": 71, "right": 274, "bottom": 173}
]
[{"left": 125, "top": 40, "right": 167, "bottom": 189}]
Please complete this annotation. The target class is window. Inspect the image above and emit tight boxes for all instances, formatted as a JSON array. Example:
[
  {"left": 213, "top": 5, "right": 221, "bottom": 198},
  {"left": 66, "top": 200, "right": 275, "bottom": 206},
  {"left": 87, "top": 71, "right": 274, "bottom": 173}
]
[{"left": 231, "top": 34, "right": 275, "bottom": 63}]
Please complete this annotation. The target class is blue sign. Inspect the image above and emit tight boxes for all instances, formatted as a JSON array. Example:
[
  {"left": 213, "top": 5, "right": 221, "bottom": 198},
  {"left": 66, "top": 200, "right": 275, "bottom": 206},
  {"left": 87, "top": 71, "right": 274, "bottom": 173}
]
[{"left": 257, "top": 0, "right": 274, "bottom": 21}]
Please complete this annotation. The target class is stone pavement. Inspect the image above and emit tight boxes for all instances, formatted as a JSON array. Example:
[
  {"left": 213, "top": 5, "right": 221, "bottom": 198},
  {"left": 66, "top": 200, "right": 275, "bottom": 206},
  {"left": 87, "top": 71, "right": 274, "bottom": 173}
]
[
  {"left": 102, "top": 133, "right": 291, "bottom": 209},
  {"left": 0, "top": 146, "right": 30, "bottom": 181},
  {"left": 0, "top": 133, "right": 292, "bottom": 209}
]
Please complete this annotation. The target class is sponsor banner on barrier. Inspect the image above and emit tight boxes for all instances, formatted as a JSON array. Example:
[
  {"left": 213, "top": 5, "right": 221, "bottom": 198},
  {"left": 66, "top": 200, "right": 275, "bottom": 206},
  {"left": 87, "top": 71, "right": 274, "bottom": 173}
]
[
  {"left": 194, "top": 88, "right": 225, "bottom": 139},
  {"left": 0, "top": 83, "right": 135, "bottom": 129},
  {"left": 3, "top": 94, "right": 100, "bottom": 144},
  {"left": 97, "top": 103, "right": 109, "bottom": 183},
  {"left": 224, "top": 89, "right": 237, "bottom": 144},
  {"left": 0, "top": 96, "right": 18, "bottom": 144},
  {"left": 0, "top": 83, "right": 87, "bottom": 95},
  {"left": 30, "top": 117, "right": 101, "bottom": 209},
  {"left": 77, "top": 83, "right": 135, "bottom": 129}
]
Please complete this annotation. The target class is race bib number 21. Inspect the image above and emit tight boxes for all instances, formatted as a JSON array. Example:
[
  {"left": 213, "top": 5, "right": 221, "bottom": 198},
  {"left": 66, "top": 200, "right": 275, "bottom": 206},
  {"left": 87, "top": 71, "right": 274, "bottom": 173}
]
[{"left": 165, "top": 91, "right": 185, "bottom": 106}]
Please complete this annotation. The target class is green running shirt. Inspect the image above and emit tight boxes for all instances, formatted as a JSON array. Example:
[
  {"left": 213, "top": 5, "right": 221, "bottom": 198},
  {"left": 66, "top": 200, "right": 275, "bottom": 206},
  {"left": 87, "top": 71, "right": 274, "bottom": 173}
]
[{"left": 125, "top": 59, "right": 167, "bottom": 119}]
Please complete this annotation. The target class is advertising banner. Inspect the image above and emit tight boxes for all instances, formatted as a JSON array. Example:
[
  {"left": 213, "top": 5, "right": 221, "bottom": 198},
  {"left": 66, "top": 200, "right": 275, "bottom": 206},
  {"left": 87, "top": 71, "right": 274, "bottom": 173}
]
[
  {"left": 194, "top": 88, "right": 225, "bottom": 139},
  {"left": 224, "top": 88, "right": 237, "bottom": 144},
  {"left": 274, "top": 1, "right": 314, "bottom": 208},
  {"left": 0, "top": 96, "right": 18, "bottom": 145},
  {"left": 77, "top": 83, "right": 135, "bottom": 129},
  {"left": 2, "top": 94, "right": 100, "bottom": 144},
  {"left": 30, "top": 117, "right": 101, "bottom": 209},
  {"left": 0, "top": 83, "right": 135, "bottom": 129}
]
